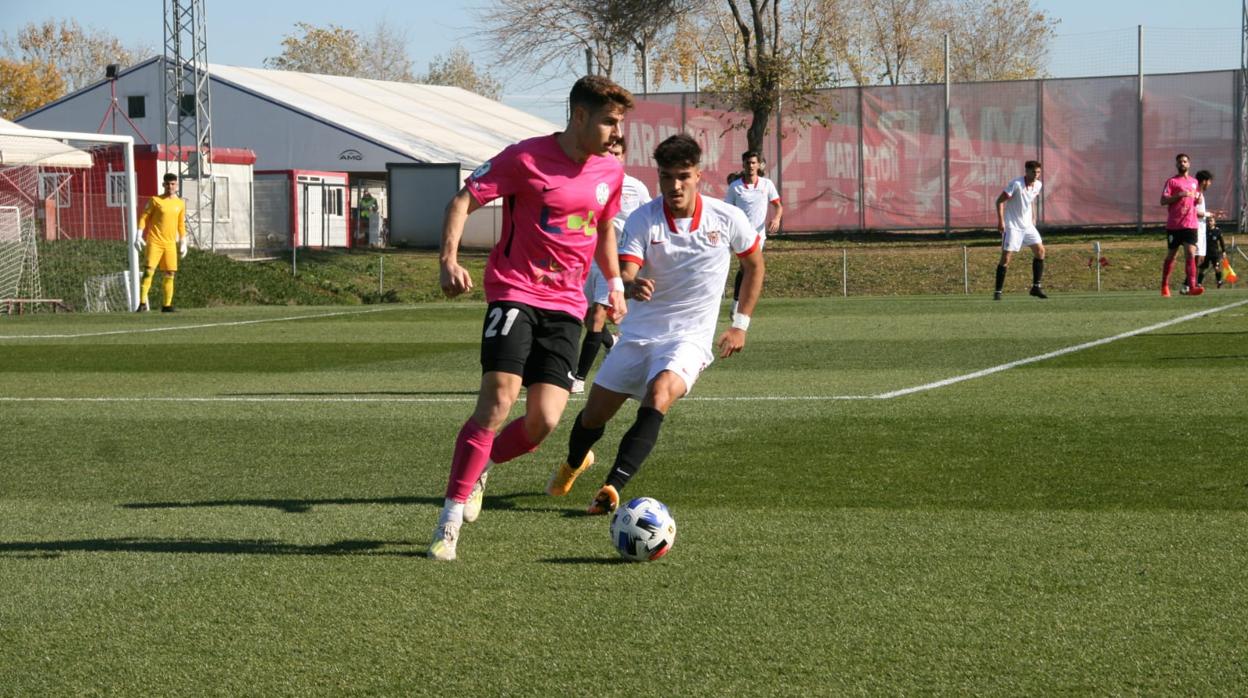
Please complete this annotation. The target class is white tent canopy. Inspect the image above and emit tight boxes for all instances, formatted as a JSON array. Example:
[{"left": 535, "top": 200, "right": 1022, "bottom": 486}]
[
  {"left": 208, "top": 63, "right": 561, "bottom": 170},
  {"left": 0, "top": 117, "right": 93, "bottom": 168}
]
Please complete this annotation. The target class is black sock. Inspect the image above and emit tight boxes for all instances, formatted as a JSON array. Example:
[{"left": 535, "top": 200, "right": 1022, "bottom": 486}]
[
  {"left": 600, "top": 329, "right": 615, "bottom": 350},
  {"left": 733, "top": 266, "right": 744, "bottom": 302},
  {"left": 1032, "top": 258, "right": 1045, "bottom": 287},
  {"left": 995, "top": 264, "right": 1007, "bottom": 293},
  {"left": 566, "top": 411, "right": 605, "bottom": 468},
  {"left": 605, "top": 406, "right": 665, "bottom": 492},
  {"left": 574, "top": 331, "right": 604, "bottom": 380}
]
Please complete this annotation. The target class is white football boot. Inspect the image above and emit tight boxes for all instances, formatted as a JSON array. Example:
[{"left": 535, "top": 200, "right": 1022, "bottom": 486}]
[
  {"left": 463, "top": 471, "right": 488, "bottom": 523},
  {"left": 427, "top": 520, "right": 461, "bottom": 562}
]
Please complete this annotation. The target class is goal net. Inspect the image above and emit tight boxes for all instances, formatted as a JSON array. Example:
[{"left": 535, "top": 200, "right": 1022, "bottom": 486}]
[{"left": 0, "top": 126, "right": 139, "bottom": 313}]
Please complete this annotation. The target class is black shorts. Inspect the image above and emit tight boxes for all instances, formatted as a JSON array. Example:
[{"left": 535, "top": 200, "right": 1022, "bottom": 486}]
[
  {"left": 1167, "top": 228, "right": 1198, "bottom": 250},
  {"left": 479, "top": 301, "right": 582, "bottom": 389}
]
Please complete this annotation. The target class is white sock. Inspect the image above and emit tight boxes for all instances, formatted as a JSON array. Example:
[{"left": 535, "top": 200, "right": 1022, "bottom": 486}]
[{"left": 440, "top": 499, "right": 465, "bottom": 526}]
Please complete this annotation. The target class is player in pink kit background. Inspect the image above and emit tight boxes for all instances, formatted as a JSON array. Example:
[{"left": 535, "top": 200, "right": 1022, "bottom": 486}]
[
  {"left": 429, "top": 76, "right": 634, "bottom": 561},
  {"left": 1159, "top": 153, "right": 1204, "bottom": 297}
]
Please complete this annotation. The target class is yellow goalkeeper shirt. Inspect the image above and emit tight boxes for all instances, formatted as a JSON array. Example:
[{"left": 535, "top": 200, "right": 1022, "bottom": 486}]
[{"left": 138, "top": 195, "right": 186, "bottom": 246}]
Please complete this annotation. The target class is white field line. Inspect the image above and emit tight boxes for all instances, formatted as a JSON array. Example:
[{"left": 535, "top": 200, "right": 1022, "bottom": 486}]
[
  {"left": 869, "top": 297, "right": 1248, "bottom": 400},
  {"left": 0, "top": 306, "right": 417, "bottom": 340},
  {"left": 0, "top": 298, "right": 1244, "bottom": 405}
]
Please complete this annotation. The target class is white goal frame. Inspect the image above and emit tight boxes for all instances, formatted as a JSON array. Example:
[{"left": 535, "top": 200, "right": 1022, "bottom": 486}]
[{"left": 0, "top": 126, "right": 140, "bottom": 311}]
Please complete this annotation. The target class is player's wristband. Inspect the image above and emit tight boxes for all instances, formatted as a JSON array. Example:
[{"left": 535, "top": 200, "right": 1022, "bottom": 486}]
[
  {"left": 731, "top": 313, "right": 751, "bottom": 332},
  {"left": 608, "top": 277, "right": 625, "bottom": 293}
]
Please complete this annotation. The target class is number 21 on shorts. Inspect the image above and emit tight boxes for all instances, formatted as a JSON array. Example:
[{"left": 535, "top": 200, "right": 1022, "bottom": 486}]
[{"left": 484, "top": 307, "right": 519, "bottom": 338}]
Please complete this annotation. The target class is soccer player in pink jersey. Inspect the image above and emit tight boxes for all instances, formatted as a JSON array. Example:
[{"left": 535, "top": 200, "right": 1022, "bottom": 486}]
[
  {"left": 1160, "top": 153, "right": 1204, "bottom": 297},
  {"left": 547, "top": 133, "right": 765, "bottom": 515},
  {"left": 429, "top": 76, "right": 634, "bottom": 561}
]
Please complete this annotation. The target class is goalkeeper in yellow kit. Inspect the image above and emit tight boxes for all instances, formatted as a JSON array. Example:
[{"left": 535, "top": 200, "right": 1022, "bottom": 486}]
[{"left": 136, "top": 172, "right": 188, "bottom": 312}]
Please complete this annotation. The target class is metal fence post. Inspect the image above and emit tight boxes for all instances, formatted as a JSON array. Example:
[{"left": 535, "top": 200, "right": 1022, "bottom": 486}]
[
  {"left": 379, "top": 254, "right": 384, "bottom": 295},
  {"left": 842, "top": 248, "right": 848, "bottom": 297},
  {"left": 963, "top": 246, "right": 969, "bottom": 294}
]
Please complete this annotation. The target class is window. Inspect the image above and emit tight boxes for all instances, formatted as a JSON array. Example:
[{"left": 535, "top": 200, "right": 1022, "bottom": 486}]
[
  {"left": 38, "top": 173, "right": 71, "bottom": 208},
  {"left": 127, "top": 95, "right": 145, "bottom": 119},
  {"left": 106, "top": 172, "right": 128, "bottom": 208},
  {"left": 178, "top": 94, "right": 195, "bottom": 118},
  {"left": 212, "top": 176, "right": 230, "bottom": 222}
]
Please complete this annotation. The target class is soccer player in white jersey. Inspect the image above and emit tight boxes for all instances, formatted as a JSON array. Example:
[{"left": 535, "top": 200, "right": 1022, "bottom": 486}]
[
  {"left": 725, "top": 150, "right": 781, "bottom": 315},
  {"left": 572, "top": 138, "right": 652, "bottom": 394},
  {"left": 546, "top": 133, "right": 765, "bottom": 515},
  {"left": 993, "top": 160, "right": 1047, "bottom": 301}
]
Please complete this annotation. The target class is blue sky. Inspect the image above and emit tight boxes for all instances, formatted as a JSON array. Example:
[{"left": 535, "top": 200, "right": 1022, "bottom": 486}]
[{"left": 5, "top": 0, "right": 1243, "bottom": 123}]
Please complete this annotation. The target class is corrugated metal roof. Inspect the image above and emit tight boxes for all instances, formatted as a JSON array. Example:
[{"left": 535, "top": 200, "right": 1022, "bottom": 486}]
[
  {"left": 208, "top": 64, "right": 561, "bottom": 169},
  {"left": 0, "top": 117, "right": 94, "bottom": 168}
]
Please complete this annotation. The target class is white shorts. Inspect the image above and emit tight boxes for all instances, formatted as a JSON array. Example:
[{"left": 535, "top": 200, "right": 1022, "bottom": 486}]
[
  {"left": 591, "top": 336, "right": 712, "bottom": 400},
  {"left": 583, "top": 262, "right": 610, "bottom": 308},
  {"left": 1196, "top": 223, "right": 1207, "bottom": 257},
  {"left": 1002, "top": 225, "right": 1042, "bottom": 253}
]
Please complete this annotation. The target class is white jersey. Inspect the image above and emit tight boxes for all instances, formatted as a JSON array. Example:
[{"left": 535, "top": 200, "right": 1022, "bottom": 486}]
[
  {"left": 618, "top": 194, "right": 760, "bottom": 347},
  {"left": 585, "top": 175, "right": 652, "bottom": 307},
  {"left": 614, "top": 175, "right": 652, "bottom": 232},
  {"left": 725, "top": 176, "right": 780, "bottom": 234},
  {"left": 1002, "top": 176, "right": 1041, "bottom": 233},
  {"left": 1196, "top": 192, "right": 1208, "bottom": 256}
]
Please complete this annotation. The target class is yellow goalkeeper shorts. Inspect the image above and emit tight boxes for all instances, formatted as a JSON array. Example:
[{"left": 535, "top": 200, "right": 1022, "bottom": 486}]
[{"left": 144, "top": 241, "right": 178, "bottom": 272}]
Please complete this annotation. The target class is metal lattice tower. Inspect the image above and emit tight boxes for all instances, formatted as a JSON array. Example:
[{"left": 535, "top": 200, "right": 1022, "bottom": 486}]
[{"left": 163, "top": 0, "right": 215, "bottom": 249}]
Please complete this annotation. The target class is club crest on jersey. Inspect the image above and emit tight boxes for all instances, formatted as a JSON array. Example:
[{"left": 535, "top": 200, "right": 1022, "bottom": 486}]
[
  {"left": 471, "top": 161, "right": 492, "bottom": 180},
  {"left": 596, "top": 182, "right": 609, "bottom": 205},
  {"left": 706, "top": 230, "right": 721, "bottom": 246}
]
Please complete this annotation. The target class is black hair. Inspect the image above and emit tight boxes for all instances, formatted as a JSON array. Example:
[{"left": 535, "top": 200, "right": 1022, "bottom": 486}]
[
  {"left": 1195, "top": 169, "right": 1213, "bottom": 182},
  {"left": 654, "top": 134, "right": 701, "bottom": 169},
  {"left": 162, "top": 173, "right": 179, "bottom": 183},
  {"left": 1025, "top": 160, "right": 1042, "bottom": 170}
]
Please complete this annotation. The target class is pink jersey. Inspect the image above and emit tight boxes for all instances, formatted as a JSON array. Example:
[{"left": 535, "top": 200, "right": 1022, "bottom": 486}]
[
  {"left": 1163, "top": 174, "right": 1200, "bottom": 230},
  {"left": 466, "top": 134, "right": 623, "bottom": 317}
]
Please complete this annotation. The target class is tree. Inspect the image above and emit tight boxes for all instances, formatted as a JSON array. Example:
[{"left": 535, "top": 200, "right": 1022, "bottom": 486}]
[
  {"left": 0, "top": 58, "right": 64, "bottom": 120},
  {"left": 421, "top": 47, "right": 503, "bottom": 100},
  {"left": 265, "top": 23, "right": 363, "bottom": 77},
  {"left": 360, "top": 18, "right": 416, "bottom": 82},
  {"left": 478, "top": 0, "right": 696, "bottom": 84},
  {"left": 931, "top": 0, "right": 1058, "bottom": 82},
  {"left": 1, "top": 19, "right": 151, "bottom": 94},
  {"left": 666, "top": 0, "right": 834, "bottom": 153}
]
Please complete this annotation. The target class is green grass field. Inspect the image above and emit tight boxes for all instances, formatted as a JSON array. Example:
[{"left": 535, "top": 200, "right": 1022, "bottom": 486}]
[{"left": 2, "top": 291, "right": 1246, "bottom": 695}]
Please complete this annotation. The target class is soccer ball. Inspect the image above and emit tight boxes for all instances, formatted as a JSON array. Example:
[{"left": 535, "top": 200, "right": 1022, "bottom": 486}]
[{"left": 610, "top": 497, "right": 676, "bottom": 561}]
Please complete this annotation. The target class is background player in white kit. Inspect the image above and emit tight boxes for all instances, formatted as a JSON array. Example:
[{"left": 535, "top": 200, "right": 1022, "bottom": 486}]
[
  {"left": 993, "top": 160, "right": 1047, "bottom": 301},
  {"left": 572, "top": 138, "right": 652, "bottom": 394},
  {"left": 546, "top": 133, "right": 765, "bottom": 514},
  {"left": 725, "top": 150, "right": 781, "bottom": 316}
]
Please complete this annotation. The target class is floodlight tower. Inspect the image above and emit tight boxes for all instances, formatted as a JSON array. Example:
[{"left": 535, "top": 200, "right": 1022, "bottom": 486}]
[{"left": 163, "top": 0, "right": 216, "bottom": 249}]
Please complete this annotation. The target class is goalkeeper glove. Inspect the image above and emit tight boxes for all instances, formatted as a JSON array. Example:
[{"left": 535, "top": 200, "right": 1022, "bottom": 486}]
[
  {"left": 179, "top": 237, "right": 188, "bottom": 258},
  {"left": 133, "top": 233, "right": 145, "bottom": 251}
]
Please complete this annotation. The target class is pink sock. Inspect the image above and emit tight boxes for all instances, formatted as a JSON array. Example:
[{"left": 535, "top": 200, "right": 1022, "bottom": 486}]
[
  {"left": 1186, "top": 256, "right": 1198, "bottom": 287},
  {"left": 1162, "top": 257, "right": 1175, "bottom": 287},
  {"left": 446, "top": 419, "right": 495, "bottom": 502},
  {"left": 490, "top": 417, "right": 540, "bottom": 465}
]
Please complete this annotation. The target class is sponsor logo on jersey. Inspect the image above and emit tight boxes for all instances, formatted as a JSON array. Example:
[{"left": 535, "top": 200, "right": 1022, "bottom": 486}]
[{"left": 471, "top": 161, "right": 492, "bottom": 179}]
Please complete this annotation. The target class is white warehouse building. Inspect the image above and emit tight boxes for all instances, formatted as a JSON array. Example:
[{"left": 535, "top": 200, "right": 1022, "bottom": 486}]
[{"left": 18, "top": 56, "right": 561, "bottom": 248}]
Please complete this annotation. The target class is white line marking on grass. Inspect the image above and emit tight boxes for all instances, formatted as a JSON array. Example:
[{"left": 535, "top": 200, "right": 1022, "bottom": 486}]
[
  {"left": 0, "top": 306, "right": 421, "bottom": 340},
  {"left": 873, "top": 297, "right": 1248, "bottom": 400},
  {"left": 2, "top": 299, "right": 1244, "bottom": 404}
]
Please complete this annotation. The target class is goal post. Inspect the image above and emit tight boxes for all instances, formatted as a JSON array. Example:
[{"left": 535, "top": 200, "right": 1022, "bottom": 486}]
[{"left": 0, "top": 126, "right": 140, "bottom": 312}]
